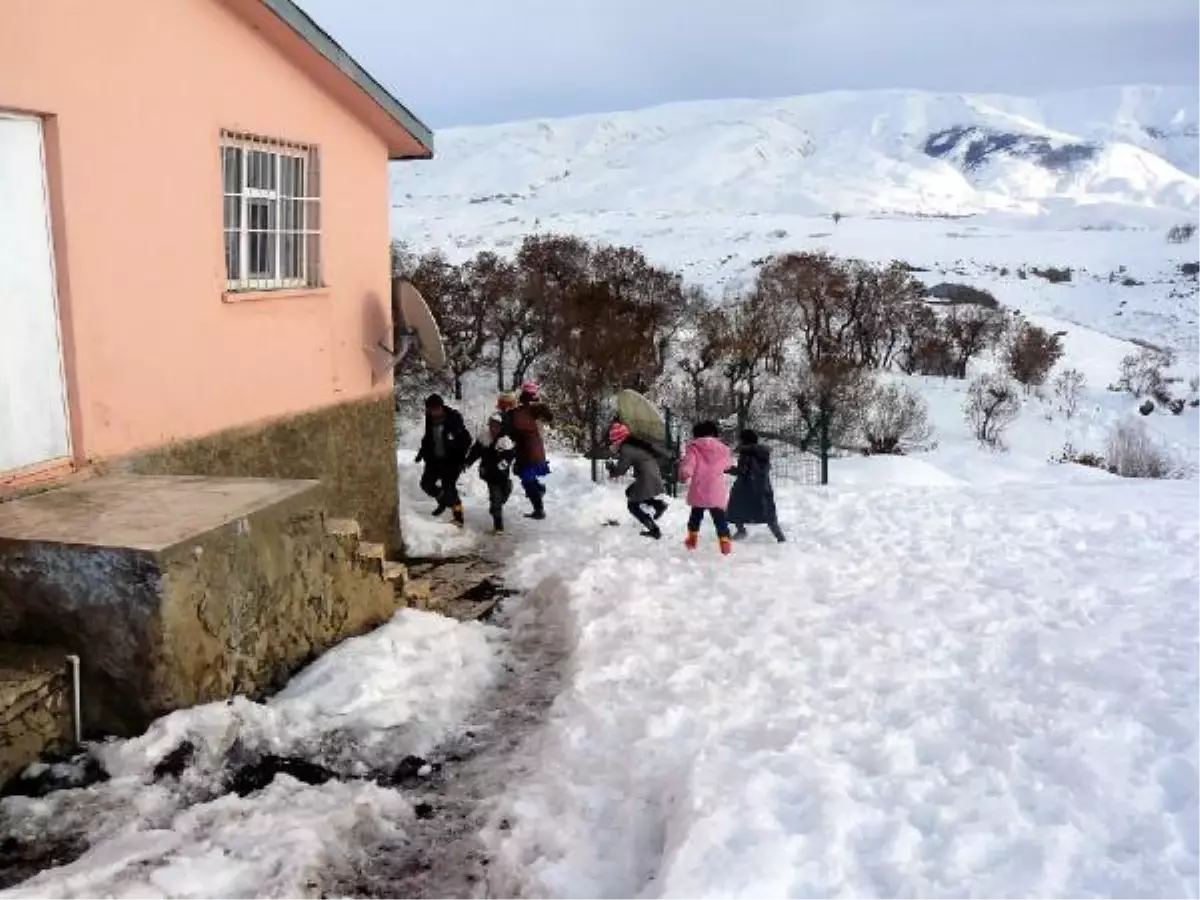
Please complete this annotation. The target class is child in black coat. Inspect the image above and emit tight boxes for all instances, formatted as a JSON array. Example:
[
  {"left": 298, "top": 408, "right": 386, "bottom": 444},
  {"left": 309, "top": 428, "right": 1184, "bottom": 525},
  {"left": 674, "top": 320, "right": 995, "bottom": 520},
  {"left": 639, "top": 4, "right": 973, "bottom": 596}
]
[
  {"left": 464, "top": 413, "right": 517, "bottom": 534},
  {"left": 726, "top": 429, "right": 786, "bottom": 542}
]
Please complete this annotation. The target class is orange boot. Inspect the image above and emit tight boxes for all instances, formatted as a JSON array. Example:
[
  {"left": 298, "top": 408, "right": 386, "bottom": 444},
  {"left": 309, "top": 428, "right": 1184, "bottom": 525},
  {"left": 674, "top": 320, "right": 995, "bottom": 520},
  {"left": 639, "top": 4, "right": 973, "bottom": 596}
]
[
  {"left": 719, "top": 535, "right": 733, "bottom": 556},
  {"left": 684, "top": 531, "right": 699, "bottom": 550}
]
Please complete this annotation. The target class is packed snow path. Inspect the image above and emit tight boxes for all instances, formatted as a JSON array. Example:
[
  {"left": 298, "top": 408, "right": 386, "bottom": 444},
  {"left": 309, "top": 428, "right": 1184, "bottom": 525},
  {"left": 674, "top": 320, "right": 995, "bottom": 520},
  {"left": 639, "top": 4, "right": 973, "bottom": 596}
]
[{"left": 314, "top": 579, "right": 571, "bottom": 899}]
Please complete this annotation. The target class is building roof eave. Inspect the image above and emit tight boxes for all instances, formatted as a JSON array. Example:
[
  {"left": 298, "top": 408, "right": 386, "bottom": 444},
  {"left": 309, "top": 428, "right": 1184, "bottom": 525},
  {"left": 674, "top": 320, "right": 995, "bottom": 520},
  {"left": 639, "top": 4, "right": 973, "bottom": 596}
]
[{"left": 259, "top": 0, "right": 434, "bottom": 158}]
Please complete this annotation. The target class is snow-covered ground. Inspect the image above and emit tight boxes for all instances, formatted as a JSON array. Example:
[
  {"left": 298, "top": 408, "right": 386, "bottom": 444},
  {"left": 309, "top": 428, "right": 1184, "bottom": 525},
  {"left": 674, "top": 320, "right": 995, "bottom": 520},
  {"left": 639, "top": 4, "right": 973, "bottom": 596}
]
[
  {"left": 485, "top": 454, "right": 1199, "bottom": 898},
  {"left": 4, "top": 428, "right": 1196, "bottom": 897}
]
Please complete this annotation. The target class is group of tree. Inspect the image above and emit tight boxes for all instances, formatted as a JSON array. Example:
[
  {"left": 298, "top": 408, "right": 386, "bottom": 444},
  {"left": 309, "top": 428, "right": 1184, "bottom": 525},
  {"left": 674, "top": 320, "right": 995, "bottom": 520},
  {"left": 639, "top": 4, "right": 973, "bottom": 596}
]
[{"left": 394, "top": 235, "right": 1079, "bottom": 456}]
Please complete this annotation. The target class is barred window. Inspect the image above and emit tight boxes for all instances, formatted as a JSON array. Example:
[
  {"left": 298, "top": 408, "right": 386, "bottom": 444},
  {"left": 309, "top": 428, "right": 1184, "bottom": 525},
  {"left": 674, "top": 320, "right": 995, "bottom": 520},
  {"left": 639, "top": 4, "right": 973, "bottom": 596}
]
[{"left": 221, "top": 131, "right": 321, "bottom": 291}]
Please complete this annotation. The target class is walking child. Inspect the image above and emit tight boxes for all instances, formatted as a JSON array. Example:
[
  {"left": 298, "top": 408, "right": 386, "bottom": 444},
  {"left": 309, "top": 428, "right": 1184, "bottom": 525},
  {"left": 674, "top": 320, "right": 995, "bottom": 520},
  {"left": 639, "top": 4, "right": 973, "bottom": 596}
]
[
  {"left": 503, "top": 382, "right": 553, "bottom": 520},
  {"left": 464, "top": 412, "right": 516, "bottom": 534},
  {"left": 726, "top": 429, "right": 786, "bottom": 543},
  {"left": 678, "top": 420, "right": 735, "bottom": 555},
  {"left": 415, "top": 393, "right": 472, "bottom": 527},
  {"left": 606, "top": 422, "right": 669, "bottom": 539}
]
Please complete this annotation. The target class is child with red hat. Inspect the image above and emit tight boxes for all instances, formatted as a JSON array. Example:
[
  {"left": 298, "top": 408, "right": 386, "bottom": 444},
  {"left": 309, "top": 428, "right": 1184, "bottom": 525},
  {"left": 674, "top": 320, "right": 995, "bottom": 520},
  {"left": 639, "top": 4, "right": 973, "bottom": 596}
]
[{"left": 606, "top": 420, "right": 669, "bottom": 539}]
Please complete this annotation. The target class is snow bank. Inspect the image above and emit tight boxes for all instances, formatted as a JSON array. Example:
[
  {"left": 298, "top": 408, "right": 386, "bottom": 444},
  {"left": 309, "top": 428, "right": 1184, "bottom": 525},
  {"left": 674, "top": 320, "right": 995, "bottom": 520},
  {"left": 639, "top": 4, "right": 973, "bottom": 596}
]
[
  {"left": 489, "top": 459, "right": 1200, "bottom": 897},
  {"left": 99, "top": 608, "right": 501, "bottom": 779},
  {"left": 1, "top": 608, "right": 501, "bottom": 898},
  {"left": 4, "top": 778, "right": 408, "bottom": 899}
]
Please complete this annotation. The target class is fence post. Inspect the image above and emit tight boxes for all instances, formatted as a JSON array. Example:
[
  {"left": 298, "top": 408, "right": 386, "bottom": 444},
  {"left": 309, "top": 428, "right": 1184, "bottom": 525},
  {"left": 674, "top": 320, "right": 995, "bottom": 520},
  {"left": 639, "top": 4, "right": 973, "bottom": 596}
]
[
  {"left": 664, "top": 407, "right": 677, "bottom": 498},
  {"left": 819, "top": 411, "right": 830, "bottom": 486},
  {"left": 589, "top": 401, "right": 599, "bottom": 484}
]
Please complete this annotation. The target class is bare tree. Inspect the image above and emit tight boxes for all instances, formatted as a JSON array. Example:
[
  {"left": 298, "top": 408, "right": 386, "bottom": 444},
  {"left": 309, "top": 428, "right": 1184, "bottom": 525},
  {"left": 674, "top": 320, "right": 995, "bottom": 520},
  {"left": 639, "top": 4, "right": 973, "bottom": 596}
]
[
  {"left": 1167, "top": 223, "right": 1197, "bottom": 244},
  {"left": 1053, "top": 368, "right": 1086, "bottom": 419},
  {"left": 390, "top": 239, "right": 418, "bottom": 279},
  {"left": 1116, "top": 346, "right": 1175, "bottom": 399},
  {"left": 511, "top": 233, "right": 591, "bottom": 389},
  {"left": 589, "top": 244, "right": 687, "bottom": 381},
  {"left": 897, "top": 304, "right": 955, "bottom": 377},
  {"left": 461, "top": 251, "right": 518, "bottom": 391},
  {"left": 537, "top": 242, "right": 687, "bottom": 450},
  {"left": 677, "top": 293, "right": 733, "bottom": 419},
  {"left": 1004, "top": 320, "right": 1064, "bottom": 390},
  {"left": 862, "top": 382, "right": 935, "bottom": 454},
  {"left": 1106, "top": 419, "right": 1179, "bottom": 478},
  {"left": 724, "top": 285, "right": 795, "bottom": 419},
  {"left": 792, "top": 355, "right": 874, "bottom": 453},
  {"left": 407, "top": 251, "right": 490, "bottom": 401},
  {"left": 964, "top": 373, "right": 1021, "bottom": 448},
  {"left": 945, "top": 305, "right": 1006, "bottom": 378}
]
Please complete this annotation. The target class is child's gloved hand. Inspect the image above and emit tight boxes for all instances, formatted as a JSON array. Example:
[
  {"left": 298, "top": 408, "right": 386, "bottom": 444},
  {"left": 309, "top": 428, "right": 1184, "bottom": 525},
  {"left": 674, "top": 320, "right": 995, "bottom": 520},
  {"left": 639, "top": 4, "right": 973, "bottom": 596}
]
[{"left": 496, "top": 436, "right": 514, "bottom": 452}]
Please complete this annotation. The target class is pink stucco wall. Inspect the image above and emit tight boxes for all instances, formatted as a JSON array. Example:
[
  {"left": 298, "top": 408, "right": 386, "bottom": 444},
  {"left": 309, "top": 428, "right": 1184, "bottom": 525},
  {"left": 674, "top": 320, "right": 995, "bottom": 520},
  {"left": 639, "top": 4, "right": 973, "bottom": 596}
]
[{"left": 0, "top": 0, "right": 404, "bottom": 462}]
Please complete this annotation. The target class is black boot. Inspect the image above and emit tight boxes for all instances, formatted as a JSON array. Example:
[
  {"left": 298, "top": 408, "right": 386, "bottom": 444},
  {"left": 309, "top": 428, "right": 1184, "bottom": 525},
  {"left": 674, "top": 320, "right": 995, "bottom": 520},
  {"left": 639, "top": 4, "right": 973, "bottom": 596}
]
[
  {"left": 524, "top": 481, "right": 546, "bottom": 520},
  {"left": 651, "top": 499, "right": 669, "bottom": 520}
]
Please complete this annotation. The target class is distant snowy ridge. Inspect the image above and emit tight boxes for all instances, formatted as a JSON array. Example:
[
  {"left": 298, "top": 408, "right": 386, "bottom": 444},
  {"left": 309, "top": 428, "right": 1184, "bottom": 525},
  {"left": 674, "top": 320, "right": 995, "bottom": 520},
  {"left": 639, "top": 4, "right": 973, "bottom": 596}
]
[{"left": 394, "top": 85, "right": 1199, "bottom": 219}]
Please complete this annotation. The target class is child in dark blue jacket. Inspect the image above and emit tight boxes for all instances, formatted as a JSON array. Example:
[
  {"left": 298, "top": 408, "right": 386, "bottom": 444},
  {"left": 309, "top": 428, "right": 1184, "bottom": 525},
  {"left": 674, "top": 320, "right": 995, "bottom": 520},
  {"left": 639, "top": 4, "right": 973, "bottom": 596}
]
[{"left": 464, "top": 413, "right": 517, "bottom": 534}]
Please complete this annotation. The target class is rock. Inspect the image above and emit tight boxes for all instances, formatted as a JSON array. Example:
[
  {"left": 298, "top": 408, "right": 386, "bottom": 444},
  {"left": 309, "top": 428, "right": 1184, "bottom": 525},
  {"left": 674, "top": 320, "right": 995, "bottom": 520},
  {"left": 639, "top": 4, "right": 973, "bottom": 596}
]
[{"left": 0, "top": 644, "right": 72, "bottom": 787}]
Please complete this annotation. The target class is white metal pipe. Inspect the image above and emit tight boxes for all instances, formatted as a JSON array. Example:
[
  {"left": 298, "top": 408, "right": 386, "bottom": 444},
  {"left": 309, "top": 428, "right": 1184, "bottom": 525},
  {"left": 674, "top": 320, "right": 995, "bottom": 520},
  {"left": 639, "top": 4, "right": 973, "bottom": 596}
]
[{"left": 65, "top": 654, "right": 81, "bottom": 745}]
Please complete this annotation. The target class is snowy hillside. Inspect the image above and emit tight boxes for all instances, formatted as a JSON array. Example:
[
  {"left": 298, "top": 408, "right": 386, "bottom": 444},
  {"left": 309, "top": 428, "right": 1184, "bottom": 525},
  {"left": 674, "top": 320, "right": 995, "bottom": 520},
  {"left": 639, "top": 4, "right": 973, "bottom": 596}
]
[{"left": 393, "top": 85, "right": 1199, "bottom": 220}]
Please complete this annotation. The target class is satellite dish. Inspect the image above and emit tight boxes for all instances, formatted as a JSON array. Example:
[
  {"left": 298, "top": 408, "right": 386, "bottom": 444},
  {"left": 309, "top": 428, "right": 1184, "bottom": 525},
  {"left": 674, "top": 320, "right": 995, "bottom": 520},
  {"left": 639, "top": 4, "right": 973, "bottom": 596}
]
[
  {"left": 372, "top": 278, "right": 448, "bottom": 373},
  {"left": 398, "top": 281, "right": 447, "bottom": 370}
]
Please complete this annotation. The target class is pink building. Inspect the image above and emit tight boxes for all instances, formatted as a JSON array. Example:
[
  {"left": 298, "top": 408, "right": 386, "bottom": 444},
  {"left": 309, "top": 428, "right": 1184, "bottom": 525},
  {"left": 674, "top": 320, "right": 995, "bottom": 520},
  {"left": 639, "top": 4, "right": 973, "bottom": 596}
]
[{"left": 0, "top": 0, "right": 433, "bottom": 551}]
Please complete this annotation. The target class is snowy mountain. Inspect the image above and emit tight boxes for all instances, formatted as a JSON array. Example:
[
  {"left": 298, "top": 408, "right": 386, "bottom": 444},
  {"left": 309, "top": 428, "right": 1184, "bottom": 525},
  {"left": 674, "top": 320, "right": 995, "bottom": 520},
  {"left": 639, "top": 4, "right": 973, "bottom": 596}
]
[{"left": 393, "top": 85, "right": 1198, "bottom": 219}]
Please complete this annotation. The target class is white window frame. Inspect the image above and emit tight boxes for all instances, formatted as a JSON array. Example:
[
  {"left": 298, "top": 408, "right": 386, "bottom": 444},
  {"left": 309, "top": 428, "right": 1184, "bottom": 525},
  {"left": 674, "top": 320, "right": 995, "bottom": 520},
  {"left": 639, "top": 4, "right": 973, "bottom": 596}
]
[{"left": 221, "top": 131, "right": 322, "bottom": 292}]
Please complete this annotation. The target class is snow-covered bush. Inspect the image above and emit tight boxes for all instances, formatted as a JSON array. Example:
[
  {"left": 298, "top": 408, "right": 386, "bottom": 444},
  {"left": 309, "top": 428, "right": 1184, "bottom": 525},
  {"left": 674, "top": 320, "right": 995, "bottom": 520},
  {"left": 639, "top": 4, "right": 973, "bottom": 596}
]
[
  {"left": 1115, "top": 346, "right": 1175, "bottom": 399},
  {"left": 1052, "top": 442, "right": 1106, "bottom": 470},
  {"left": 1052, "top": 367, "right": 1086, "bottom": 419},
  {"left": 862, "top": 383, "right": 935, "bottom": 454},
  {"left": 1105, "top": 420, "right": 1180, "bottom": 479},
  {"left": 1166, "top": 223, "right": 1197, "bottom": 244},
  {"left": 964, "top": 373, "right": 1021, "bottom": 449},
  {"left": 1030, "top": 266, "right": 1072, "bottom": 283},
  {"left": 1004, "top": 321, "right": 1063, "bottom": 390}
]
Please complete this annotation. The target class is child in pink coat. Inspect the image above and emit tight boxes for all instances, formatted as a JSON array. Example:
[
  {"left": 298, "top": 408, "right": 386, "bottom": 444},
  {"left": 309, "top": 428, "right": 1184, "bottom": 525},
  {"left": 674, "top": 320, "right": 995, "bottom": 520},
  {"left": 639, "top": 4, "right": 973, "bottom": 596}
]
[{"left": 678, "top": 420, "right": 735, "bottom": 554}]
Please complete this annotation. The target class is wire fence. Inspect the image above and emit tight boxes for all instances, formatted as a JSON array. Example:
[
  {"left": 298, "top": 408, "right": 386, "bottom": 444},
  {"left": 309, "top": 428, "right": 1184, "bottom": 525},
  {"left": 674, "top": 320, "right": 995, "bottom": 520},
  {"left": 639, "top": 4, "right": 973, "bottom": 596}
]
[{"left": 589, "top": 399, "right": 829, "bottom": 496}]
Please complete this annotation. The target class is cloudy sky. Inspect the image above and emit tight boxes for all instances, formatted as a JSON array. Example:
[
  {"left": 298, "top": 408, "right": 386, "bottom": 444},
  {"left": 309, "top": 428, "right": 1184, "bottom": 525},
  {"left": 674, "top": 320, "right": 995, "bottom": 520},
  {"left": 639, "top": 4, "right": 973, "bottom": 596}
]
[{"left": 296, "top": 0, "right": 1198, "bottom": 129}]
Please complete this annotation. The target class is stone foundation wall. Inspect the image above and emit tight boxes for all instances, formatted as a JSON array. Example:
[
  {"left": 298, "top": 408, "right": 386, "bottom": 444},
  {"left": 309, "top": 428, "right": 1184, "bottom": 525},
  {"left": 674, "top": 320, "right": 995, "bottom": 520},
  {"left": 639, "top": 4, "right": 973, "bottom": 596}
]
[
  {"left": 0, "top": 485, "right": 401, "bottom": 737},
  {"left": 119, "top": 395, "right": 401, "bottom": 556},
  {"left": 0, "top": 645, "right": 71, "bottom": 785}
]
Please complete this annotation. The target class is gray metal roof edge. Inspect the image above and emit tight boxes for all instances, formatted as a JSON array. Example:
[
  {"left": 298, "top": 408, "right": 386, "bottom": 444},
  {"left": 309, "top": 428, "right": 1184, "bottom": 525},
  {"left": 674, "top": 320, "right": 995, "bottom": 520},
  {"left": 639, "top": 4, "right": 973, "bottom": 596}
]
[{"left": 260, "top": 0, "right": 434, "bottom": 158}]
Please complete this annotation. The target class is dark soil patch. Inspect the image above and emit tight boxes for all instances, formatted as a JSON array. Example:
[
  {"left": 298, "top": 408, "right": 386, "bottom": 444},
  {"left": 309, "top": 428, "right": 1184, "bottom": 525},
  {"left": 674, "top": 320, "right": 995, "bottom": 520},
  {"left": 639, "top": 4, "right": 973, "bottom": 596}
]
[
  {"left": 1, "top": 751, "right": 109, "bottom": 799},
  {"left": 0, "top": 833, "right": 88, "bottom": 891},
  {"left": 226, "top": 754, "right": 338, "bottom": 797},
  {"left": 152, "top": 740, "right": 195, "bottom": 781},
  {"left": 457, "top": 578, "right": 517, "bottom": 604}
]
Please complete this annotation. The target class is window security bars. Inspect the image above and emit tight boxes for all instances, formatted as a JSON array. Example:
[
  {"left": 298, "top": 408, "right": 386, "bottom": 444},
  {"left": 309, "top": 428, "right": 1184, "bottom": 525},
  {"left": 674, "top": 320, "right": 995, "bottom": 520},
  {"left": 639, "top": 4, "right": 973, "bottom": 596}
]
[{"left": 221, "top": 131, "right": 321, "bottom": 292}]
